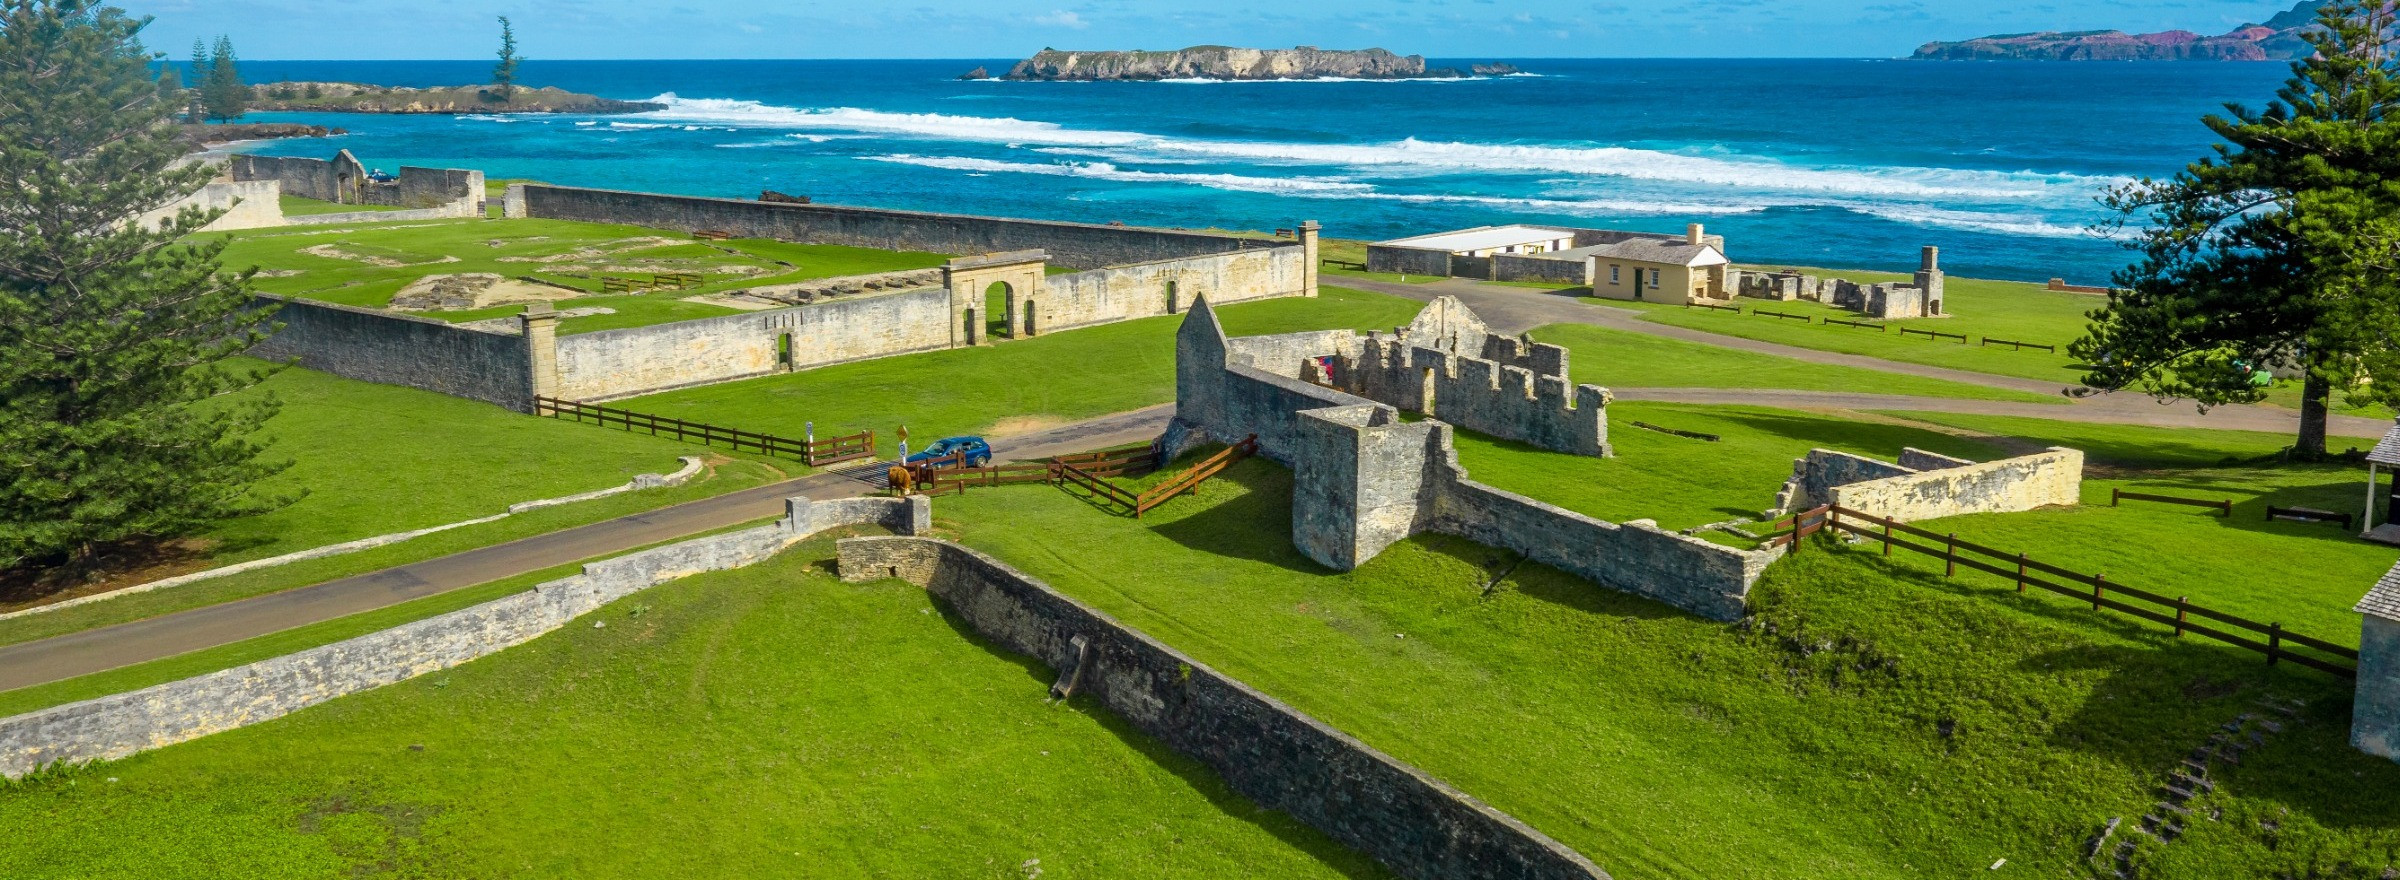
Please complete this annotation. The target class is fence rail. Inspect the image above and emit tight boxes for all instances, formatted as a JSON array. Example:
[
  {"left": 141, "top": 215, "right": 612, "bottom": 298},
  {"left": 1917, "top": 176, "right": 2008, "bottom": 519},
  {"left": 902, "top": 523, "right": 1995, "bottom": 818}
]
[
  {"left": 1134, "top": 436, "right": 1259, "bottom": 516},
  {"left": 1898, "top": 327, "right": 1969, "bottom": 344},
  {"left": 1767, "top": 504, "right": 1833, "bottom": 548},
  {"left": 2266, "top": 505, "right": 2353, "bottom": 530},
  {"left": 1686, "top": 301, "right": 1742, "bottom": 313},
  {"left": 1979, "top": 336, "right": 2056, "bottom": 353},
  {"left": 1055, "top": 460, "right": 1141, "bottom": 512},
  {"left": 534, "top": 396, "right": 813, "bottom": 460},
  {"left": 1753, "top": 308, "right": 1812, "bottom": 322},
  {"left": 1824, "top": 317, "right": 1886, "bottom": 332},
  {"left": 1053, "top": 442, "right": 1164, "bottom": 478},
  {"left": 1822, "top": 505, "right": 2355, "bottom": 677},
  {"left": 930, "top": 463, "right": 1060, "bottom": 496},
  {"left": 2112, "top": 487, "right": 2232, "bottom": 517}
]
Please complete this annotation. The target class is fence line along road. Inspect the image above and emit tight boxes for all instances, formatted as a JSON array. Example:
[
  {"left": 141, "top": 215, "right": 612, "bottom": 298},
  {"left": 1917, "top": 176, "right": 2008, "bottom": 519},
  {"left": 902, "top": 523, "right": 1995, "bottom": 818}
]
[{"left": 534, "top": 396, "right": 874, "bottom": 467}]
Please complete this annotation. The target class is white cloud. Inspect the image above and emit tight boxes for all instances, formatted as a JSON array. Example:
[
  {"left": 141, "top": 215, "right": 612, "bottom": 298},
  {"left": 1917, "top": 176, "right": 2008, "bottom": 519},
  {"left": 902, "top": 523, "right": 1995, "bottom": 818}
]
[
  {"left": 737, "top": 22, "right": 764, "bottom": 33},
  {"left": 1034, "top": 10, "right": 1088, "bottom": 29}
]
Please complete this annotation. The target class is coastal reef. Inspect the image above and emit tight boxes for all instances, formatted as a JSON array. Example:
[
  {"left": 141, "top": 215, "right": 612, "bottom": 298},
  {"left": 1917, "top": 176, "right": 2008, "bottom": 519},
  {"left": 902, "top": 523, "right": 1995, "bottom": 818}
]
[
  {"left": 1911, "top": 0, "right": 2351, "bottom": 61},
  {"left": 246, "top": 82, "right": 663, "bottom": 114},
  {"left": 999, "top": 46, "right": 1508, "bottom": 81}
]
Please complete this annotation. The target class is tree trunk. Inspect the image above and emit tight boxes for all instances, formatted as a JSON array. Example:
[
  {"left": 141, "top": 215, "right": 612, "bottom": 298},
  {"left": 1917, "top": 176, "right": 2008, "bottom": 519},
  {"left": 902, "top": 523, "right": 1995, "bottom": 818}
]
[{"left": 2296, "top": 369, "right": 2331, "bottom": 459}]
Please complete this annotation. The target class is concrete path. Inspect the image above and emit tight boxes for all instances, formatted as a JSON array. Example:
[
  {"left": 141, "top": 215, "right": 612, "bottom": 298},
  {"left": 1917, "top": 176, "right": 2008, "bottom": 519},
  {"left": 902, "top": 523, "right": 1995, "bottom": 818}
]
[
  {"left": 0, "top": 405, "right": 1176, "bottom": 694},
  {"left": 1334, "top": 276, "right": 2391, "bottom": 439}
]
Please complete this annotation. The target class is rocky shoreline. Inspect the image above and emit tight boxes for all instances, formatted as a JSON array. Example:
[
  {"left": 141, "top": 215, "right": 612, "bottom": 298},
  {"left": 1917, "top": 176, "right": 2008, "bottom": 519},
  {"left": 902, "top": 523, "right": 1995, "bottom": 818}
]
[
  {"left": 246, "top": 82, "right": 663, "bottom": 115},
  {"left": 1911, "top": 0, "right": 2338, "bottom": 61},
  {"left": 993, "top": 46, "right": 1520, "bottom": 81},
  {"left": 179, "top": 122, "right": 343, "bottom": 150}
]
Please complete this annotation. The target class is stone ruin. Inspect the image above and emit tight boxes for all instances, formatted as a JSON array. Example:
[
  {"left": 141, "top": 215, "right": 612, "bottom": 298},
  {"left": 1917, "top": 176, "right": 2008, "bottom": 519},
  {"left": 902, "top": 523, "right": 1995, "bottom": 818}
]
[
  {"left": 1735, "top": 245, "right": 1946, "bottom": 320},
  {"left": 1312, "top": 297, "right": 1610, "bottom": 457},
  {"left": 705, "top": 268, "right": 948, "bottom": 308}
]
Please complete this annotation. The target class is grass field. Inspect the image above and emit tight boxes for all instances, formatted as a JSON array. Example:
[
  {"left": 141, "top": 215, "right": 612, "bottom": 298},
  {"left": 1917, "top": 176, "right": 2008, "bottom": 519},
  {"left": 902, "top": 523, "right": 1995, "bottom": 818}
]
[
  {"left": 1524, "top": 323, "right": 2058, "bottom": 403},
  {"left": 218, "top": 217, "right": 949, "bottom": 334},
  {"left": 0, "top": 361, "right": 785, "bottom": 645},
  {"left": 275, "top": 195, "right": 407, "bottom": 217},
  {"left": 931, "top": 458, "right": 2400, "bottom": 880},
  {"left": 0, "top": 541, "right": 1386, "bottom": 880},
  {"left": 1316, "top": 237, "right": 1438, "bottom": 285}
]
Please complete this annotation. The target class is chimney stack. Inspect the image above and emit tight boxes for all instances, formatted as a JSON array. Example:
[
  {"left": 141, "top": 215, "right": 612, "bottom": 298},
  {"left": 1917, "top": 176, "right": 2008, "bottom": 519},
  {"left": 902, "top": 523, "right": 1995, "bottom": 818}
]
[
  {"left": 1921, "top": 245, "right": 1940, "bottom": 273},
  {"left": 1687, "top": 223, "right": 1705, "bottom": 246}
]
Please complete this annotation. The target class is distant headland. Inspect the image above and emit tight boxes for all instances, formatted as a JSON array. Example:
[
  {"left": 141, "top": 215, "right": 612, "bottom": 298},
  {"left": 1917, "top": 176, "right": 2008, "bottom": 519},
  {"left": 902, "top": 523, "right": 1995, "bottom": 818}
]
[
  {"left": 985, "top": 46, "right": 1521, "bottom": 81},
  {"left": 1912, "top": 0, "right": 2332, "bottom": 60},
  {"left": 245, "top": 82, "right": 664, "bottom": 114}
]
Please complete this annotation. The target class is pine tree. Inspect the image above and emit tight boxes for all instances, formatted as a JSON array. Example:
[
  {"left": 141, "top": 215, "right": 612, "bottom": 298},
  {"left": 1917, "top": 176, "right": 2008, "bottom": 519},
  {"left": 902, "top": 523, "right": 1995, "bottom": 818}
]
[
  {"left": 186, "top": 37, "right": 205, "bottom": 122},
  {"left": 2075, "top": 1, "right": 2400, "bottom": 458},
  {"left": 0, "top": 0, "right": 288, "bottom": 574},
  {"left": 199, "top": 34, "right": 243, "bottom": 121},
  {"left": 492, "top": 16, "right": 519, "bottom": 103}
]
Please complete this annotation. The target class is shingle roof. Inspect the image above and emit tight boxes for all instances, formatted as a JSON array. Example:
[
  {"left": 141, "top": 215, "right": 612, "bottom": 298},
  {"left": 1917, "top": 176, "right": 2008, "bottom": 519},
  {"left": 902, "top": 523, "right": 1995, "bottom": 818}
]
[
  {"left": 2370, "top": 419, "right": 2400, "bottom": 466},
  {"left": 2356, "top": 560, "right": 2400, "bottom": 620},
  {"left": 1569, "top": 239, "right": 1727, "bottom": 267}
]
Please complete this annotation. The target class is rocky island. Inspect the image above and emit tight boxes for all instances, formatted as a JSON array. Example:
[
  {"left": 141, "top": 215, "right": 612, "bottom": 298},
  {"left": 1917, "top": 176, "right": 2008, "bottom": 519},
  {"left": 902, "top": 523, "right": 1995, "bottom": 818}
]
[
  {"left": 245, "top": 82, "right": 664, "bottom": 114},
  {"left": 996, "top": 46, "right": 1515, "bottom": 81},
  {"left": 1911, "top": 0, "right": 2336, "bottom": 60}
]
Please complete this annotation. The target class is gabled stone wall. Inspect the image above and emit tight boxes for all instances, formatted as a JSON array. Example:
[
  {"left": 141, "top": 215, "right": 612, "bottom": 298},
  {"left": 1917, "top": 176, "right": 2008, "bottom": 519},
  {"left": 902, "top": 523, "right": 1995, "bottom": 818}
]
[
  {"left": 1335, "top": 334, "right": 1609, "bottom": 457},
  {"left": 1775, "top": 446, "right": 2084, "bottom": 522}
]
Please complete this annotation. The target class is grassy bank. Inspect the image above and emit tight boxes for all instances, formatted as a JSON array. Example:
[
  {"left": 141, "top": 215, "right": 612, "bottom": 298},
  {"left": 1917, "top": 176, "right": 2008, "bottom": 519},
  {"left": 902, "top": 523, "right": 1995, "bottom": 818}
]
[
  {"left": 933, "top": 457, "right": 2399, "bottom": 879},
  {"left": 1525, "top": 323, "right": 2057, "bottom": 404},
  {"left": 0, "top": 542, "right": 1386, "bottom": 879}
]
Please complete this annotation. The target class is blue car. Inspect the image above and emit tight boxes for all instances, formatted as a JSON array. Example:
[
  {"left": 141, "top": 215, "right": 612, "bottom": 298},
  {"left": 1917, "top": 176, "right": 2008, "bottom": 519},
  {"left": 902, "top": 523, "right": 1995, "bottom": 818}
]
[{"left": 906, "top": 436, "right": 992, "bottom": 469}]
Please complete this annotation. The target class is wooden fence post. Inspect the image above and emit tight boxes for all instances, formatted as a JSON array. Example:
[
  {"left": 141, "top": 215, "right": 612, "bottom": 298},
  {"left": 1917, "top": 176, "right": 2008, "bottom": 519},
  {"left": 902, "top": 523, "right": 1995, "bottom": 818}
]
[
  {"left": 1945, "top": 533, "right": 1957, "bottom": 577},
  {"left": 2268, "top": 623, "right": 2282, "bottom": 666},
  {"left": 2175, "top": 596, "right": 2188, "bottom": 637},
  {"left": 1881, "top": 520, "right": 1892, "bottom": 557},
  {"left": 2092, "top": 574, "right": 2106, "bottom": 612},
  {"left": 2110, "top": 487, "right": 2121, "bottom": 507},
  {"left": 2015, "top": 553, "right": 2027, "bottom": 593}
]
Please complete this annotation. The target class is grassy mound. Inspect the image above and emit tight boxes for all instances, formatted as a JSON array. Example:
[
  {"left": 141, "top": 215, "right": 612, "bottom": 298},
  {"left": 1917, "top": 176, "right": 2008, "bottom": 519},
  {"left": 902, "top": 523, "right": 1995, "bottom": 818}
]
[{"left": 0, "top": 544, "right": 1387, "bottom": 879}]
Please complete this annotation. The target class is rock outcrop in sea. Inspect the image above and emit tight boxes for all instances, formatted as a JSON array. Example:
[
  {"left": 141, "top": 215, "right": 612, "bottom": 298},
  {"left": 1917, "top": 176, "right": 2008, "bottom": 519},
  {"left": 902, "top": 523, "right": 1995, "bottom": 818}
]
[
  {"left": 246, "top": 82, "right": 664, "bottom": 114},
  {"left": 999, "top": 46, "right": 1509, "bottom": 81},
  {"left": 1910, "top": 0, "right": 2358, "bottom": 60}
]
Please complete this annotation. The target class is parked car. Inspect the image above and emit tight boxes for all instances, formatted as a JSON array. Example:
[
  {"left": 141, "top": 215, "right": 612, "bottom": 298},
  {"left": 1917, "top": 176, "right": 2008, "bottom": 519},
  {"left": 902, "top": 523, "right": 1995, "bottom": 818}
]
[{"left": 906, "top": 436, "right": 992, "bottom": 469}]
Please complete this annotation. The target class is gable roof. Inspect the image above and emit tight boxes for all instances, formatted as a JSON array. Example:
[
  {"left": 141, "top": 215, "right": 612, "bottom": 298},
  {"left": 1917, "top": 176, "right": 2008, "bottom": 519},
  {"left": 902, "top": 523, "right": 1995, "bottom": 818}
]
[
  {"left": 2358, "top": 560, "right": 2400, "bottom": 621},
  {"left": 1375, "top": 225, "right": 1577, "bottom": 253},
  {"left": 1568, "top": 239, "right": 1727, "bottom": 268},
  {"left": 2370, "top": 419, "right": 2400, "bottom": 466}
]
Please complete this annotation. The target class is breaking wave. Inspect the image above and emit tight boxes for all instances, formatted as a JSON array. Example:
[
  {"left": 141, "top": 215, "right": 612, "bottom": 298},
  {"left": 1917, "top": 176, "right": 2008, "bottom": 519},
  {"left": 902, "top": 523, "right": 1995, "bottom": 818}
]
[{"left": 862, "top": 155, "right": 1371, "bottom": 194}]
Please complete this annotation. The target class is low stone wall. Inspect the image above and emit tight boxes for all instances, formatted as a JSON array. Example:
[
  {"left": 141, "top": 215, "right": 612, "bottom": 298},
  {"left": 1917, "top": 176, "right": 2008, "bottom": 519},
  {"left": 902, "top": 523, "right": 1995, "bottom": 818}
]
[
  {"left": 2354, "top": 577, "right": 2400, "bottom": 761},
  {"left": 1364, "top": 244, "right": 1452, "bottom": 278},
  {"left": 1338, "top": 336, "right": 1609, "bottom": 457},
  {"left": 0, "top": 495, "right": 930, "bottom": 778},
  {"left": 250, "top": 296, "right": 536, "bottom": 411},
  {"left": 1040, "top": 247, "right": 1308, "bottom": 333},
  {"left": 1490, "top": 253, "right": 1591, "bottom": 286},
  {"left": 1778, "top": 447, "right": 2084, "bottom": 521},
  {"left": 520, "top": 185, "right": 1293, "bottom": 271},
  {"left": 836, "top": 536, "right": 1609, "bottom": 880},
  {"left": 553, "top": 287, "right": 954, "bottom": 401},
  {"left": 232, "top": 154, "right": 345, "bottom": 202}
]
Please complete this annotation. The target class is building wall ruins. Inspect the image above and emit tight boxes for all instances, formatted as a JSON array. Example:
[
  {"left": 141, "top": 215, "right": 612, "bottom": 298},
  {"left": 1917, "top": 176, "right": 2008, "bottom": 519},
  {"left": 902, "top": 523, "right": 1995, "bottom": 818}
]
[
  {"left": 1171, "top": 298, "right": 1771, "bottom": 622},
  {"left": 1735, "top": 246, "right": 1946, "bottom": 319},
  {"left": 551, "top": 287, "right": 953, "bottom": 401},
  {"left": 249, "top": 296, "right": 538, "bottom": 411},
  {"left": 836, "top": 536, "right": 1609, "bottom": 880},
  {"left": 1774, "top": 446, "right": 2084, "bottom": 522}
]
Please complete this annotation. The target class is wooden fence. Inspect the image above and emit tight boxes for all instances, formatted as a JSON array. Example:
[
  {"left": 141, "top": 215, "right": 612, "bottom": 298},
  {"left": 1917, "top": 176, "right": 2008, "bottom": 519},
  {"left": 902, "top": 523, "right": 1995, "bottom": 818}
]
[
  {"left": 534, "top": 396, "right": 812, "bottom": 460},
  {"left": 805, "top": 430, "right": 876, "bottom": 467},
  {"left": 1053, "top": 442, "right": 1164, "bottom": 478},
  {"left": 1055, "top": 459, "right": 1143, "bottom": 513},
  {"left": 1686, "top": 301, "right": 1742, "bottom": 314},
  {"left": 2266, "top": 505, "right": 2352, "bottom": 530},
  {"left": 929, "top": 462, "right": 1061, "bottom": 495},
  {"left": 1134, "top": 436, "right": 1259, "bottom": 517},
  {"left": 1898, "top": 327, "right": 1968, "bottom": 343},
  {"left": 2112, "top": 487, "right": 2232, "bottom": 517},
  {"left": 1753, "top": 308, "right": 1812, "bottom": 322},
  {"left": 1824, "top": 317, "right": 1886, "bottom": 332},
  {"left": 1817, "top": 505, "right": 2356, "bottom": 678},
  {"left": 1979, "top": 337, "right": 2056, "bottom": 353}
]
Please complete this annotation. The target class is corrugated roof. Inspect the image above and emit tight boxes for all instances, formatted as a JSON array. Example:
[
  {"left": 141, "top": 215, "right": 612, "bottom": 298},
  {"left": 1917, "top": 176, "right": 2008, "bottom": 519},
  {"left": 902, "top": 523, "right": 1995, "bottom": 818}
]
[
  {"left": 2370, "top": 419, "right": 2400, "bottom": 465},
  {"left": 1376, "top": 225, "right": 1577, "bottom": 253},
  {"left": 2356, "top": 560, "right": 2400, "bottom": 620}
]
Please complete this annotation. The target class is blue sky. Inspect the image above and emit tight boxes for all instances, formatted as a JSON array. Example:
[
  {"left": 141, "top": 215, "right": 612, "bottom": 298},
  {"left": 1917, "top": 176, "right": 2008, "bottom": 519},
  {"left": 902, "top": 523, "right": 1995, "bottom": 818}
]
[{"left": 123, "top": 0, "right": 2309, "bottom": 60}]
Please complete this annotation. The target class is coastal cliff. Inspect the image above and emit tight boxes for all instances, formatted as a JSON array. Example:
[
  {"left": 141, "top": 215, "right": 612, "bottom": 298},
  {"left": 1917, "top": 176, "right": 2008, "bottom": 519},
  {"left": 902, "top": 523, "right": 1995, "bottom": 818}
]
[
  {"left": 1000, "top": 46, "right": 1494, "bottom": 81},
  {"left": 246, "top": 82, "right": 663, "bottom": 114},
  {"left": 1909, "top": 0, "right": 2358, "bottom": 60}
]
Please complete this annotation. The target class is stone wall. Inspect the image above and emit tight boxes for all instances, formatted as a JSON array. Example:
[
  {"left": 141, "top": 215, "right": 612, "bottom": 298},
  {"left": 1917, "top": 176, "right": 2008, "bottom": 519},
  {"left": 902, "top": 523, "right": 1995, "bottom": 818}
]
[
  {"left": 1490, "top": 253, "right": 1592, "bottom": 285},
  {"left": 1040, "top": 247, "right": 1309, "bottom": 333},
  {"left": 249, "top": 296, "right": 537, "bottom": 411},
  {"left": 136, "top": 180, "right": 283, "bottom": 233},
  {"left": 1337, "top": 336, "right": 1609, "bottom": 457},
  {"left": 2354, "top": 579, "right": 2400, "bottom": 761},
  {"left": 231, "top": 153, "right": 346, "bottom": 202},
  {"left": 1778, "top": 447, "right": 2084, "bottom": 521},
  {"left": 519, "top": 184, "right": 1303, "bottom": 271},
  {"left": 1177, "top": 300, "right": 1769, "bottom": 622},
  {"left": 0, "top": 495, "right": 931, "bottom": 778},
  {"left": 1364, "top": 244, "right": 1452, "bottom": 278},
  {"left": 835, "top": 536, "right": 1609, "bottom": 880},
  {"left": 550, "top": 288, "right": 952, "bottom": 401}
]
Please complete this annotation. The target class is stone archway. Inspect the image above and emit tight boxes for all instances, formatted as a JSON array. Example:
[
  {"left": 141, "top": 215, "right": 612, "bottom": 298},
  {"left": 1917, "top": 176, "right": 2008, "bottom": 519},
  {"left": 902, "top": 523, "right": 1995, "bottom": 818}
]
[{"left": 941, "top": 250, "right": 1048, "bottom": 346}]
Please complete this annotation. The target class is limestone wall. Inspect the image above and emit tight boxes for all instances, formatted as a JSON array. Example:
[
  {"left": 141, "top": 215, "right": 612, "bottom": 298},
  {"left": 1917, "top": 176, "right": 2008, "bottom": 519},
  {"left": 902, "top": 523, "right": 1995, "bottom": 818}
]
[
  {"left": 1340, "top": 336, "right": 1609, "bottom": 457},
  {"left": 520, "top": 185, "right": 1296, "bottom": 271},
  {"left": 1040, "top": 247, "right": 1308, "bottom": 333},
  {"left": 2355, "top": 600, "right": 2400, "bottom": 761},
  {"left": 1829, "top": 448, "right": 2083, "bottom": 522},
  {"left": 1363, "top": 244, "right": 1451, "bottom": 278},
  {"left": 136, "top": 180, "right": 283, "bottom": 233},
  {"left": 1784, "top": 449, "right": 1919, "bottom": 512},
  {"left": 552, "top": 288, "right": 952, "bottom": 401},
  {"left": 835, "top": 536, "right": 1608, "bottom": 880},
  {"left": 232, "top": 154, "right": 344, "bottom": 202},
  {"left": 1490, "top": 253, "right": 1591, "bottom": 285},
  {"left": 0, "top": 496, "right": 931, "bottom": 778},
  {"left": 249, "top": 296, "right": 536, "bottom": 411}
]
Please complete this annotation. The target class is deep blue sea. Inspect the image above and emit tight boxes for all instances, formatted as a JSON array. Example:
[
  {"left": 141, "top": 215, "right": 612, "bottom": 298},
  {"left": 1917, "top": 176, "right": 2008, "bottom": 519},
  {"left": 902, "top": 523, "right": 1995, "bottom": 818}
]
[{"left": 229, "top": 59, "right": 2291, "bottom": 283}]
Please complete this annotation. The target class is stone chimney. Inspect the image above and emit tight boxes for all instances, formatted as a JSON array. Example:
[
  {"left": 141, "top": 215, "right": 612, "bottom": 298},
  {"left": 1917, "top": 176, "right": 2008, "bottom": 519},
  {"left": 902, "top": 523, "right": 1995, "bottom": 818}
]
[
  {"left": 1687, "top": 223, "right": 1705, "bottom": 246},
  {"left": 1920, "top": 245, "right": 1940, "bottom": 273}
]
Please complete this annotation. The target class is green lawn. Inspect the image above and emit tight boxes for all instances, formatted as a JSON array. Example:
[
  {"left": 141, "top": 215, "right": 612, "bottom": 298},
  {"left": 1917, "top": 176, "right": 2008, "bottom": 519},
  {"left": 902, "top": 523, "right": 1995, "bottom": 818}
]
[
  {"left": 1, "top": 540, "right": 1386, "bottom": 880},
  {"left": 1525, "top": 323, "right": 2057, "bottom": 403},
  {"left": 217, "top": 218, "right": 950, "bottom": 335},
  {"left": 624, "top": 286, "right": 1429, "bottom": 457},
  {"left": 932, "top": 456, "right": 2399, "bottom": 880},
  {"left": 0, "top": 361, "right": 786, "bottom": 644},
  {"left": 1317, "top": 237, "right": 1439, "bottom": 285}
]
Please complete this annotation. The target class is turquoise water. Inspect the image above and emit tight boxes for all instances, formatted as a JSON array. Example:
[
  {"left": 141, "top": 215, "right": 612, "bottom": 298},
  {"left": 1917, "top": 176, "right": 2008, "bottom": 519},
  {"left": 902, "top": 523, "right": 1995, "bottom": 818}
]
[{"left": 231, "top": 59, "right": 2289, "bottom": 282}]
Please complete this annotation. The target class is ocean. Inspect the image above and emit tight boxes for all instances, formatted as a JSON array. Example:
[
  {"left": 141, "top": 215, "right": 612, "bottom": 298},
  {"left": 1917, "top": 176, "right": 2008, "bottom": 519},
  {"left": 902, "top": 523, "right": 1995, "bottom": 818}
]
[{"left": 229, "top": 58, "right": 2291, "bottom": 283}]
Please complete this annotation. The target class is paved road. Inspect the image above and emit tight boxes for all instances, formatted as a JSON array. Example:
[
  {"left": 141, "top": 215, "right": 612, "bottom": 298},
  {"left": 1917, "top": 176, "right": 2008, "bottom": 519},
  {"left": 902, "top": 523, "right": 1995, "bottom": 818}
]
[
  {"left": 1336, "top": 276, "right": 2391, "bottom": 439},
  {"left": 0, "top": 405, "right": 1176, "bottom": 693}
]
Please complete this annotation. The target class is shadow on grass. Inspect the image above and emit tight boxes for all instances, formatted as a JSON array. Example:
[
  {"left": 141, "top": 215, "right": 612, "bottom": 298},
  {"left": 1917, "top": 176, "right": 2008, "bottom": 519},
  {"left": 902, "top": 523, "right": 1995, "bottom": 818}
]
[
  {"left": 919, "top": 590, "right": 1396, "bottom": 879},
  {"left": 1146, "top": 461, "right": 1325, "bottom": 574}
]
